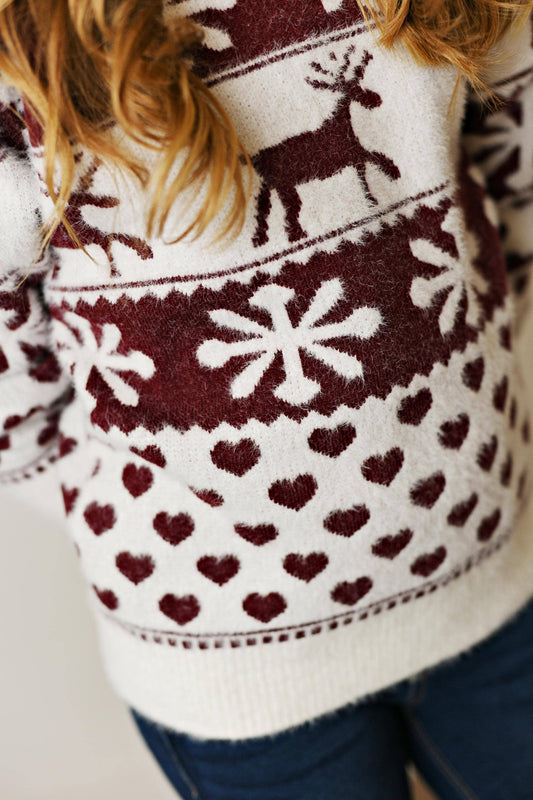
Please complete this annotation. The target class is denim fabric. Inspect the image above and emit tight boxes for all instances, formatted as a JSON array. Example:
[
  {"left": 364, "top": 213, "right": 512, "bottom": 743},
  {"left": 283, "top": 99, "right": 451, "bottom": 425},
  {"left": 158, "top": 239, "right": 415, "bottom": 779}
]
[{"left": 130, "top": 594, "right": 533, "bottom": 800}]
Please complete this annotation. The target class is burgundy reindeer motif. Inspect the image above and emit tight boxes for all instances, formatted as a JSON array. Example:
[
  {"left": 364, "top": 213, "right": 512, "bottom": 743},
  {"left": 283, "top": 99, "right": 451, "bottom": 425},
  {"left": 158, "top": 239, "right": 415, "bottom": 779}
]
[{"left": 251, "top": 46, "right": 401, "bottom": 248}]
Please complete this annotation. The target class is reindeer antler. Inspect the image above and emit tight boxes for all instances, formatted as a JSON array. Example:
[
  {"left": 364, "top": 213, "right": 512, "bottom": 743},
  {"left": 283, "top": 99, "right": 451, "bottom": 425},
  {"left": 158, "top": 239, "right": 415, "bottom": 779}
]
[
  {"left": 353, "top": 50, "right": 373, "bottom": 81},
  {"left": 305, "top": 44, "right": 358, "bottom": 92}
]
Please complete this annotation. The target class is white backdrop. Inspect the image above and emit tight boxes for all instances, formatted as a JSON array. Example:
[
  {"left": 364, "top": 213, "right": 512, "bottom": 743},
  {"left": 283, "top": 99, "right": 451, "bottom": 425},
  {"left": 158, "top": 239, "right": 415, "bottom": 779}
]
[{"left": 2, "top": 311, "right": 532, "bottom": 800}]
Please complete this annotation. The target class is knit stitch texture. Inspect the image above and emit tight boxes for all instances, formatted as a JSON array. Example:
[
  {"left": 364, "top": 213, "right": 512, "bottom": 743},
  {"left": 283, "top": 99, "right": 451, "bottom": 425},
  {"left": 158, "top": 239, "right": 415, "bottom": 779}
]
[{"left": 1, "top": 0, "right": 533, "bottom": 739}]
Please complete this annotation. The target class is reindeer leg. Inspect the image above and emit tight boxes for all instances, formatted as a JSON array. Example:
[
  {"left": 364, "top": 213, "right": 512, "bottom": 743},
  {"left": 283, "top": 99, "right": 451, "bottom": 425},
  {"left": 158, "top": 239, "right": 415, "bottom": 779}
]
[
  {"left": 369, "top": 149, "right": 401, "bottom": 181},
  {"left": 355, "top": 160, "right": 378, "bottom": 206},
  {"left": 277, "top": 185, "right": 307, "bottom": 242},
  {"left": 252, "top": 181, "right": 272, "bottom": 248}
]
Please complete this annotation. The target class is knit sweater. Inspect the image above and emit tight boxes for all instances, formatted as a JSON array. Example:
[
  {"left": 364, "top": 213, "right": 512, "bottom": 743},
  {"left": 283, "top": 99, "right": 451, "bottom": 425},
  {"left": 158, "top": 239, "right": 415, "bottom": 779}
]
[{"left": 2, "top": 0, "right": 533, "bottom": 741}]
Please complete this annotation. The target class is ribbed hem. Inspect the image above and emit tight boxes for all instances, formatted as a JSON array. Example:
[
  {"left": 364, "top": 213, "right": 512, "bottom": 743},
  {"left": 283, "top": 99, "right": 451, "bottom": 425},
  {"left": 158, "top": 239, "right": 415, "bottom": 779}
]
[{"left": 91, "top": 494, "right": 533, "bottom": 740}]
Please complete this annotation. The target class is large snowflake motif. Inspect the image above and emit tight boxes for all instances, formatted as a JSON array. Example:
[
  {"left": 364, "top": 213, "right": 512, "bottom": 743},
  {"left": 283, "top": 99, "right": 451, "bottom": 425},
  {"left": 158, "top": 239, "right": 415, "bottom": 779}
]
[
  {"left": 463, "top": 75, "right": 533, "bottom": 202},
  {"left": 196, "top": 278, "right": 382, "bottom": 404},
  {"left": 55, "top": 312, "right": 155, "bottom": 406},
  {"left": 409, "top": 205, "right": 489, "bottom": 335}
]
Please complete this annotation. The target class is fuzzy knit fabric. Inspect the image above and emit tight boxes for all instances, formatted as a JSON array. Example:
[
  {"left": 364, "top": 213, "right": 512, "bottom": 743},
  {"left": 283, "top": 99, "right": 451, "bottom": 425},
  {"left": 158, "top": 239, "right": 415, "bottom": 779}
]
[{"left": 2, "top": 0, "right": 533, "bottom": 740}]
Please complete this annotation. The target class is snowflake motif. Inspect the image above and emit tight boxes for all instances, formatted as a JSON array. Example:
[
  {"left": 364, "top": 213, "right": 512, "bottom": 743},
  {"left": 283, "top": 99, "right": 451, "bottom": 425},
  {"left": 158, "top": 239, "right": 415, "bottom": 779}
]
[
  {"left": 196, "top": 278, "right": 382, "bottom": 404},
  {"left": 409, "top": 205, "right": 489, "bottom": 335},
  {"left": 464, "top": 76, "right": 533, "bottom": 200},
  {"left": 55, "top": 312, "right": 155, "bottom": 406}
]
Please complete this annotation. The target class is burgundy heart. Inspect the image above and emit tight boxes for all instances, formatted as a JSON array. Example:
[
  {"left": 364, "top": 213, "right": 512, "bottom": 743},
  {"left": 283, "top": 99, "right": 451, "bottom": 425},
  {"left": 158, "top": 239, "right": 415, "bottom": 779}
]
[
  {"left": 493, "top": 376, "right": 508, "bottom": 412},
  {"left": 243, "top": 592, "right": 287, "bottom": 622},
  {"left": 0, "top": 346, "right": 8, "bottom": 374},
  {"left": 331, "top": 576, "right": 373, "bottom": 606},
  {"left": 159, "top": 593, "right": 200, "bottom": 625},
  {"left": 268, "top": 473, "right": 317, "bottom": 510},
  {"left": 234, "top": 523, "right": 279, "bottom": 546},
  {"left": 462, "top": 356, "right": 484, "bottom": 392},
  {"left": 122, "top": 463, "right": 154, "bottom": 498},
  {"left": 410, "top": 546, "right": 447, "bottom": 577},
  {"left": 38, "top": 421, "right": 59, "bottom": 446},
  {"left": 323, "top": 505, "right": 370, "bottom": 537},
  {"left": 438, "top": 413, "right": 470, "bottom": 449},
  {"left": 397, "top": 388, "right": 432, "bottom": 426},
  {"left": 499, "top": 324, "right": 511, "bottom": 350},
  {"left": 447, "top": 493, "right": 478, "bottom": 527},
  {"left": 210, "top": 439, "right": 260, "bottom": 476},
  {"left": 116, "top": 552, "right": 155, "bottom": 585},
  {"left": 191, "top": 488, "right": 224, "bottom": 507},
  {"left": 477, "top": 509, "right": 501, "bottom": 542},
  {"left": 83, "top": 502, "right": 116, "bottom": 535},
  {"left": 372, "top": 529, "right": 413, "bottom": 559},
  {"left": 59, "top": 434, "right": 78, "bottom": 457},
  {"left": 410, "top": 471, "right": 446, "bottom": 508},
  {"left": 307, "top": 423, "right": 356, "bottom": 458},
  {"left": 61, "top": 485, "right": 79, "bottom": 516},
  {"left": 283, "top": 552, "right": 328, "bottom": 582},
  {"left": 477, "top": 435, "right": 498, "bottom": 471},
  {"left": 361, "top": 448, "right": 404, "bottom": 486},
  {"left": 500, "top": 454, "right": 513, "bottom": 487},
  {"left": 130, "top": 444, "right": 166, "bottom": 468},
  {"left": 196, "top": 555, "right": 240, "bottom": 585},
  {"left": 92, "top": 585, "right": 119, "bottom": 610},
  {"left": 153, "top": 511, "right": 194, "bottom": 545}
]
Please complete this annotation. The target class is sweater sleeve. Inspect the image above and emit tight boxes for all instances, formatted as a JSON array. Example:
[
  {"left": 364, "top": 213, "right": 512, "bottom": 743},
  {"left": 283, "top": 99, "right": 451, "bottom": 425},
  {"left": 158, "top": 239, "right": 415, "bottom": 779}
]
[
  {"left": 461, "top": 13, "right": 533, "bottom": 337},
  {"left": 0, "top": 83, "right": 72, "bottom": 515}
]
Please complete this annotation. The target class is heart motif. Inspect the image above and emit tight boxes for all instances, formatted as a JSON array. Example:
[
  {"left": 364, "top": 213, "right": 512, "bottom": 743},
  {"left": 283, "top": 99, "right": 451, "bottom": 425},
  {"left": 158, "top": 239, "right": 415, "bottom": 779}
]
[
  {"left": 477, "top": 509, "right": 501, "bottom": 542},
  {"left": 323, "top": 505, "right": 370, "bottom": 537},
  {"left": 84, "top": 502, "right": 116, "bottom": 535},
  {"left": 500, "top": 454, "right": 513, "bottom": 487},
  {"left": 493, "top": 376, "right": 508, "bottom": 412},
  {"left": 122, "top": 464, "right": 154, "bottom": 498},
  {"left": 153, "top": 511, "right": 194, "bottom": 545},
  {"left": 477, "top": 435, "right": 498, "bottom": 471},
  {"left": 397, "top": 388, "right": 432, "bottom": 426},
  {"left": 116, "top": 552, "right": 155, "bottom": 584},
  {"left": 361, "top": 448, "right": 404, "bottom": 486},
  {"left": 331, "top": 576, "right": 373, "bottom": 606},
  {"left": 371, "top": 529, "right": 413, "bottom": 559},
  {"left": 410, "top": 546, "right": 447, "bottom": 577},
  {"left": 438, "top": 413, "right": 470, "bottom": 449},
  {"left": 92, "top": 585, "right": 119, "bottom": 610},
  {"left": 0, "top": 346, "right": 8, "bottom": 374},
  {"left": 462, "top": 356, "right": 484, "bottom": 392},
  {"left": 268, "top": 473, "right": 317, "bottom": 510},
  {"left": 283, "top": 552, "right": 328, "bottom": 582},
  {"left": 447, "top": 493, "right": 478, "bottom": 527},
  {"left": 196, "top": 555, "right": 240, "bottom": 585},
  {"left": 307, "top": 423, "right": 356, "bottom": 458},
  {"left": 59, "top": 434, "right": 78, "bottom": 457},
  {"left": 234, "top": 523, "right": 279, "bottom": 545},
  {"left": 61, "top": 485, "right": 79, "bottom": 516},
  {"left": 191, "top": 488, "right": 224, "bottom": 507},
  {"left": 130, "top": 444, "right": 166, "bottom": 467},
  {"left": 159, "top": 593, "right": 200, "bottom": 625},
  {"left": 210, "top": 439, "right": 260, "bottom": 476},
  {"left": 243, "top": 592, "right": 287, "bottom": 622},
  {"left": 410, "top": 472, "right": 446, "bottom": 508}
]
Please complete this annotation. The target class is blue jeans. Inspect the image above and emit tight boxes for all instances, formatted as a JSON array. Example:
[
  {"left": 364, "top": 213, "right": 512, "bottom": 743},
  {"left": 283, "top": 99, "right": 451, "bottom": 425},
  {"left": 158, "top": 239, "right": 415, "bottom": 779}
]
[{"left": 129, "top": 595, "right": 533, "bottom": 800}]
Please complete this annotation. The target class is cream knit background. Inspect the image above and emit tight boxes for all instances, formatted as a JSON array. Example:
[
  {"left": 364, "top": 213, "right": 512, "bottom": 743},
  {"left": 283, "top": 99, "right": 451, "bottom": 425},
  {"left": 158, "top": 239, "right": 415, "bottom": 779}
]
[{"left": 1, "top": 311, "right": 532, "bottom": 799}]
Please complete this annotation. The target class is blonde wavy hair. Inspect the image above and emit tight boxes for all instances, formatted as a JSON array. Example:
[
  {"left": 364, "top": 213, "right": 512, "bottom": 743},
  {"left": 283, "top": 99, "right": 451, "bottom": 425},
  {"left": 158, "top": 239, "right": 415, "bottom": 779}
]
[{"left": 0, "top": 0, "right": 531, "bottom": 259}]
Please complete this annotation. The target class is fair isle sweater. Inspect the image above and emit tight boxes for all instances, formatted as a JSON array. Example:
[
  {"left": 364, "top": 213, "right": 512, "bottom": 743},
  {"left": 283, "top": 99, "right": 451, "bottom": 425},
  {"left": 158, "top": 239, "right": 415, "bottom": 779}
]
[{"left": 1, "top": 0, "right": 533, "bottom": 740}]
